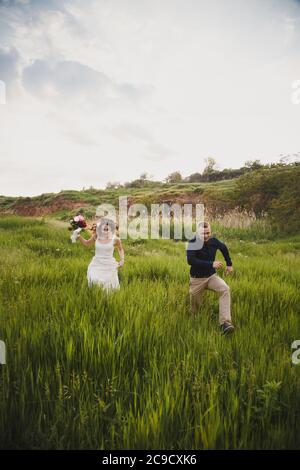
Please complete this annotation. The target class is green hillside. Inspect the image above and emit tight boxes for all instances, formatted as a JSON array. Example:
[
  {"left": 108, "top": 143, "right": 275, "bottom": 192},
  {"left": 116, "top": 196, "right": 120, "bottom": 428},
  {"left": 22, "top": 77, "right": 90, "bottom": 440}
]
[
  {"left": 0, "top": 179, "right": 236, "bottom": 219},
  {"left": 0, "top": 162, "right": 299, "bottom": 234}
]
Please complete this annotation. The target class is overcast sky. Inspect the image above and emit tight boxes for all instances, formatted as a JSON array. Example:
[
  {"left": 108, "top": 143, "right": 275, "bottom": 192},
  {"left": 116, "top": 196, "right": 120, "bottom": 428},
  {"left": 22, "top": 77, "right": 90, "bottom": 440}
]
[{"left": 1, "top": 0, "right": 300, "bottom": 196}]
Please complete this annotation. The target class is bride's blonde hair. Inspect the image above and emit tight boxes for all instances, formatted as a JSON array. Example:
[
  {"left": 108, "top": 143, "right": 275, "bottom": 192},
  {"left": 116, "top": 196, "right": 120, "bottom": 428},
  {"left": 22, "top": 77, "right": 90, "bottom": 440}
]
[{"left": 96, "top": 218, "right": 116, "bottom": 238}]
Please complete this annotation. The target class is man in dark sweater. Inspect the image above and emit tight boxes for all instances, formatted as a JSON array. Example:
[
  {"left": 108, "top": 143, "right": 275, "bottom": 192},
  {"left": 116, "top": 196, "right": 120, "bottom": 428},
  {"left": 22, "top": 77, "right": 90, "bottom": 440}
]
[{"left": 186, "top": 221, "right": 234, "bottom": 334}]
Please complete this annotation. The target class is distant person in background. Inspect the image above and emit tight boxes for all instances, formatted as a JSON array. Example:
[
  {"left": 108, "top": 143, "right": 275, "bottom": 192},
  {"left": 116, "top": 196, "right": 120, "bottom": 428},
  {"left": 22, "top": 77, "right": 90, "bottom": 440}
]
[{"left": 186, "top": 221, "right": 234, "bottom": 335}]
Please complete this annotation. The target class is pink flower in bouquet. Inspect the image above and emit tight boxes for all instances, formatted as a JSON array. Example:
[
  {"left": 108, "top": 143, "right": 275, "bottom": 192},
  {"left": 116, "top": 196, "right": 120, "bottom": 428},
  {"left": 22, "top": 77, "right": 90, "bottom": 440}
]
[{"left": 69, "top": 214, "right": 87, "bottom": 230}]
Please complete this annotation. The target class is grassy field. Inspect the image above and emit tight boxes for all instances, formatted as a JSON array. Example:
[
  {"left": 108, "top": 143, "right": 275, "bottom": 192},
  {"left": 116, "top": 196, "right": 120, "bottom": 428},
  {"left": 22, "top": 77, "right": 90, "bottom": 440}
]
[{"left": 0, "top": 216, "right": 300, "bottom": 449}]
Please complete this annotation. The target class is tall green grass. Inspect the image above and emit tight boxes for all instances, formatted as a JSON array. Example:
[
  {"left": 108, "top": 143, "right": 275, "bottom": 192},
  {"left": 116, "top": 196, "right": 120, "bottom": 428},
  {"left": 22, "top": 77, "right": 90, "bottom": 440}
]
[{"left": 0, "top": 216, "right": 299, "bottom": 449}]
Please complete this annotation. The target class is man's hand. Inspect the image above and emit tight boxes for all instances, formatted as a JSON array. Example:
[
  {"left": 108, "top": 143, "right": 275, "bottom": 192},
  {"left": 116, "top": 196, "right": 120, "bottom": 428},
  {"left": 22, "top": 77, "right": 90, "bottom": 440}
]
[
  {"left": 225, "top": 266, "right": 234, "bottom": 276},
  {"left": 213, "top": 261, "right": 223, "bottom": 269}
]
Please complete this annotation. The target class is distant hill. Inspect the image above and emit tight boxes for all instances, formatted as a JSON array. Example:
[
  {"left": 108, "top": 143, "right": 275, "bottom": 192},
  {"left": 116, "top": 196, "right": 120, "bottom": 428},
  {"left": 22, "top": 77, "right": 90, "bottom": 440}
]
[
  {"left": 1, "top": 163, "right": 299, "bottom": 233},
  {"left": 0, "top": 179, "right": 236, "bottom": 220}
]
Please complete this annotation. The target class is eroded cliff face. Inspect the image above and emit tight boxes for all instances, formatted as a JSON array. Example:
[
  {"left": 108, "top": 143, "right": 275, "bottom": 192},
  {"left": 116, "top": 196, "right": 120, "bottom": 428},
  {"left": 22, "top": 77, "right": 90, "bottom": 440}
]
[{"left": 0, "top": 196, "right": 89, "bottom": 216}]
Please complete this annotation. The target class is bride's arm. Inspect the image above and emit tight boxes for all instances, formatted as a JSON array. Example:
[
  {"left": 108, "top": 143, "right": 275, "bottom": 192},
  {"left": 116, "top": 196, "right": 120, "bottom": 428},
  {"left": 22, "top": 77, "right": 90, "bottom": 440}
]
[
  {"left": 78, "top": 233, "right": 96, "bottom": 247},
  {"left": 115, "top": 237, "right": 125, "bottom": 266}
]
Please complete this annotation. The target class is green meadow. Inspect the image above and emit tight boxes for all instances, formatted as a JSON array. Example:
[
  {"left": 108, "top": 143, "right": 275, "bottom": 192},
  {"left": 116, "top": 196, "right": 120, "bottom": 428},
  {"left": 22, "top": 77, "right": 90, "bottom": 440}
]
[{"left": 0, "top": 216, "right": 299, "bottom": 449}]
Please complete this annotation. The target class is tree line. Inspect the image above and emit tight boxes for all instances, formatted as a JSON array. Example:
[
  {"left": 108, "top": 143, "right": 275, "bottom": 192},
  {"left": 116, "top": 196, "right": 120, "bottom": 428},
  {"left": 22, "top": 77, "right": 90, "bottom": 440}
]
[{"left": 106, "top": 157, "right": 299, "bottom": 189}]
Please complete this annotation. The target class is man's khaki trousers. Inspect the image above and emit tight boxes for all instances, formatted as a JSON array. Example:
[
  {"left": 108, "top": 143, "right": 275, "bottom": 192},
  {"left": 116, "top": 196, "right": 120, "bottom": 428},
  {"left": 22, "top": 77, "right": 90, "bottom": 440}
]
[{"left": 189, "top": 274, "right": 231, "bottom": 325}]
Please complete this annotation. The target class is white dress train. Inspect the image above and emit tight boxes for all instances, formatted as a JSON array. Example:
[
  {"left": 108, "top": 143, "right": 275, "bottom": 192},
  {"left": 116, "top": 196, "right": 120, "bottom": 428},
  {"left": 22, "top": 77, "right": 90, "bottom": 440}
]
[{"left": 87, "top": 235, "right": 120, "bottom": 290}]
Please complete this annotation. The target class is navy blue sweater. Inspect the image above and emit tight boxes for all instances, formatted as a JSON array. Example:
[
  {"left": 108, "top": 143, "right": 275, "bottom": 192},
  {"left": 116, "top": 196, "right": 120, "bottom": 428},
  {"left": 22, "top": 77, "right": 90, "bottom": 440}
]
[{"left": 186, "top": 236, "right": 232, "bottom": 278}]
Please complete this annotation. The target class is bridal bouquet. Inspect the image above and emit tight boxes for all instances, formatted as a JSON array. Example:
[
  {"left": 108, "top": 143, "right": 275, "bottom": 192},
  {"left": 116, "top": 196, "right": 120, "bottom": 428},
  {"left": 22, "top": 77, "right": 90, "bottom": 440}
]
[
  {"left": 69, "top": 214, "right": 87, "bottom": 230},
  {"left": 69, "top": 214, "right": 87, "bottom": 243}
]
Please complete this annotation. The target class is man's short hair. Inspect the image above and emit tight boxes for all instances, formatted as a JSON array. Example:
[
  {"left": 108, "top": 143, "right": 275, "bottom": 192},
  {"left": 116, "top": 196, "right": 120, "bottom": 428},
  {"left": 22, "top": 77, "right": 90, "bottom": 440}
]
[{"left": 197, "top": 221, "right": 211, "bottom": 230}]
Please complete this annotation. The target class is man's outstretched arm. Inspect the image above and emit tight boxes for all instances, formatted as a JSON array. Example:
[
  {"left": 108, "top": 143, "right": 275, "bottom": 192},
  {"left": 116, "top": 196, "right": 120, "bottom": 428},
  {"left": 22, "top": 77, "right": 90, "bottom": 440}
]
[
  {"left": 218, "top": 240, "right": 234, "bottom": 275},
  {"left": 218, "top": 240, "right": 232, "bottom": 265}
]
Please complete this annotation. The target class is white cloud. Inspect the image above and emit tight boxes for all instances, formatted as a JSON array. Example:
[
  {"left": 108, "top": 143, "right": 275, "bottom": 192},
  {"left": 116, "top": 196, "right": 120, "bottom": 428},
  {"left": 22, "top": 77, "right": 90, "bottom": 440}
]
[{"left": 0, "top": 0, "right": 300, "bottom": 195}]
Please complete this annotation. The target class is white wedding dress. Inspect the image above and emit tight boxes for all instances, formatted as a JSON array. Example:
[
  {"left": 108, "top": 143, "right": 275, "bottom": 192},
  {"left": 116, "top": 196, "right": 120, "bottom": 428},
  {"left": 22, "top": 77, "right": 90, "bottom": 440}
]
[{"left": 87, "top": 235, "right": 120, "bottom": 290}]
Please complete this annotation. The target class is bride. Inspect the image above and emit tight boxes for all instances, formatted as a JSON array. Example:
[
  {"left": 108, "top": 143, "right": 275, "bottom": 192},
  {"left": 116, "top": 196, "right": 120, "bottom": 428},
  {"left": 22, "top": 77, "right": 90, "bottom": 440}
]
[{"left": 74, "top": 218, "right": 124, "bottom": 290}]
